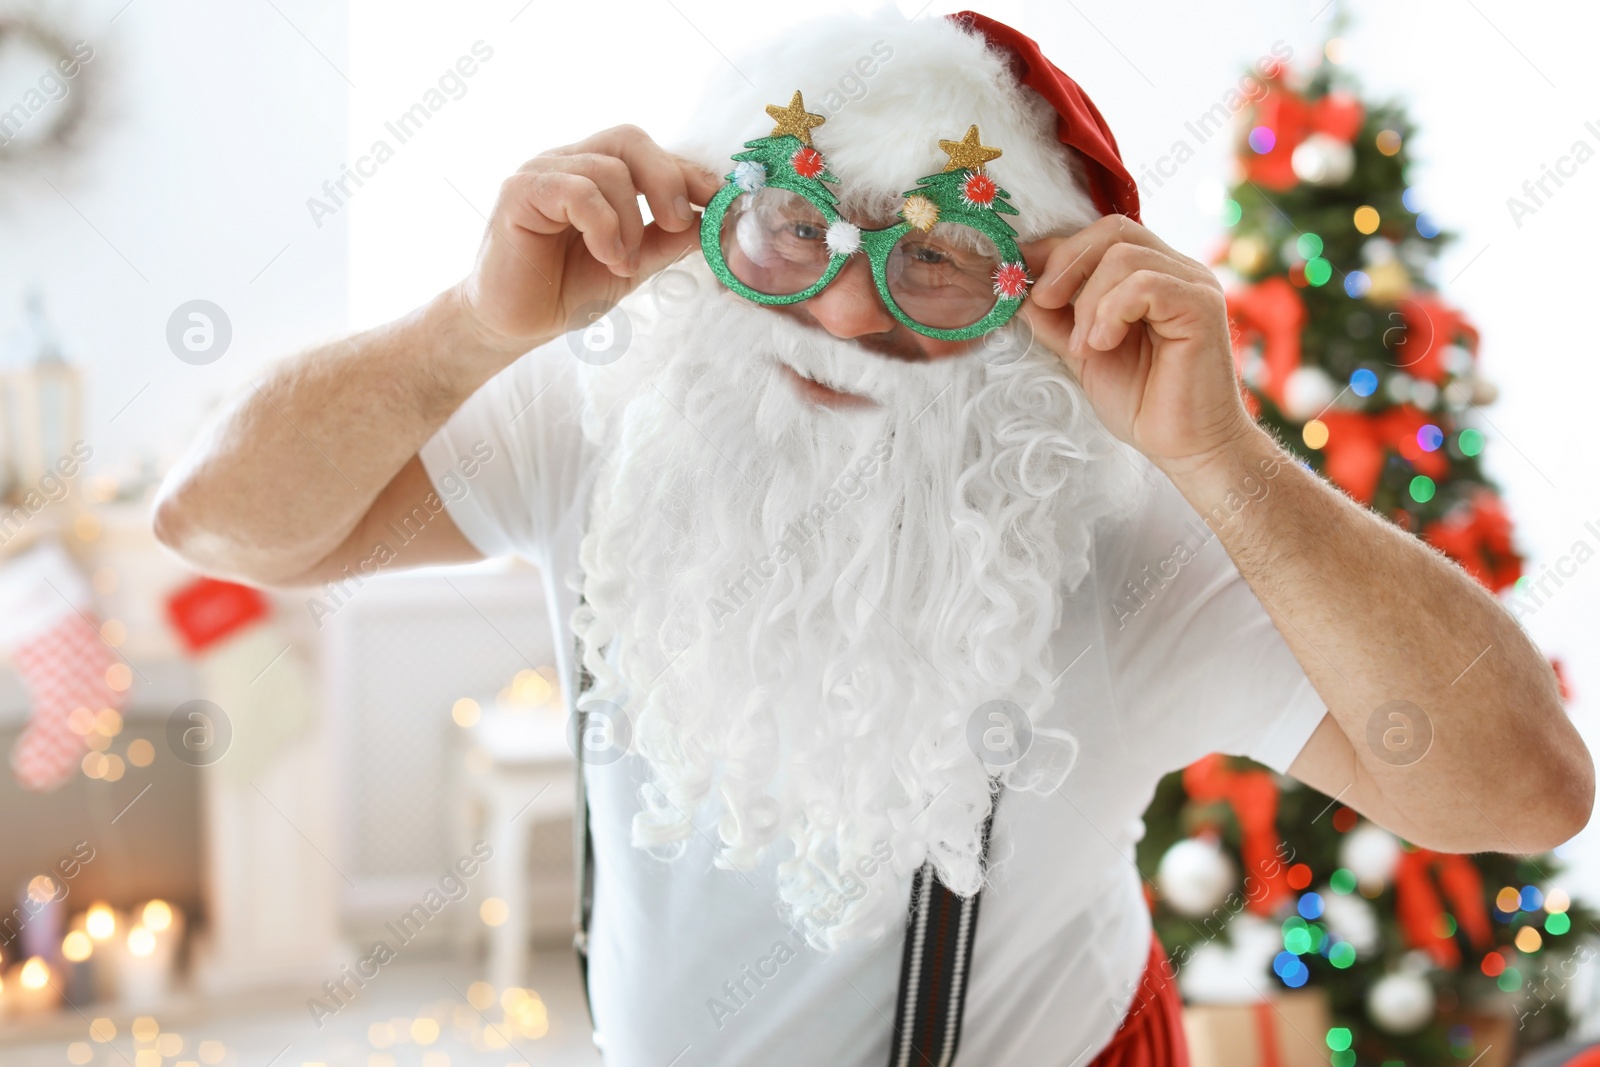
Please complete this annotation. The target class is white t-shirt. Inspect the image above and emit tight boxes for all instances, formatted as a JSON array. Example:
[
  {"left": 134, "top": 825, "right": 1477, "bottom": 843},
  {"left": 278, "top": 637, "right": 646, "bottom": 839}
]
[{"left": 420, "top": 342, "right": 1329, "bottom": 1067}]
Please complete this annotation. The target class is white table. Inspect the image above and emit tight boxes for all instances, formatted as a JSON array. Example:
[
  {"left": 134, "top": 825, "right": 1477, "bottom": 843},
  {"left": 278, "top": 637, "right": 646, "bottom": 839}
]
[{"left": 464, "top": 705, "right": 575, "bottom": 994}]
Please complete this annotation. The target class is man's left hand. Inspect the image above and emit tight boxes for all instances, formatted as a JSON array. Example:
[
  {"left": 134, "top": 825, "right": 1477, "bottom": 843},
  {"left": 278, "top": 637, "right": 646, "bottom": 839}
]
[
  {"left": 1018, "top": 220, "right": 1593, "bottom": 856},
  {"left": 1020, "top": 215, "right": 1257, "bottom": 475}
]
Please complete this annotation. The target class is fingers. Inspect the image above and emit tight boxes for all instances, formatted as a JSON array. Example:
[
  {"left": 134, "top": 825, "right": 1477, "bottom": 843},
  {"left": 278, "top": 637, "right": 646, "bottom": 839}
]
[
  {"left": 1069, "top": 242, "right": 1213, "bottom": 352},
  {"left": 499, "top": 170, "right": 630, "bottom": 273},
  {"left": 560, "top": 153, "right": 648, "bottom": 273},
  {"left": 517, "top": 125, "right": 722, "bottom": 278},
  {"left": 583, "top": 125, "right": 724, "bottom": 232},
  {"left": 1028, "top": 215, "right": 1201, "bottom": 311},
  {"left": 556, "top": 126, "right": 723, "bottom": 231},
  {"left": 1086, "top": 269, "right": 1215, "bottom": 351}
]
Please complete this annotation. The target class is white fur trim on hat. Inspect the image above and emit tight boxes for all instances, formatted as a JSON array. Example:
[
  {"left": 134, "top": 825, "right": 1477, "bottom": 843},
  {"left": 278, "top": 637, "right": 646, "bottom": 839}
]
[{"left": 673, "top": 9, "right": 1100, "bottom": 241}]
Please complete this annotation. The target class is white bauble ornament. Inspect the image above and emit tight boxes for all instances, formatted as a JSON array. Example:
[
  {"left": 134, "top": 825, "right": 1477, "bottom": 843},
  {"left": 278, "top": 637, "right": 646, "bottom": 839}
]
[
  {"left": 1399, "top": 950, "right": 1434, "bottom": 976},
  {"left": 1443, "top": 344, "right": 1475, "bottom": 375},
  {"left": 1282, "top": 366, "right": 1337, "bottom": 420},
  {"left": 1320, "top": 890, "right": 1380, "bottom": 954},
  {"left": 1341, "top": 824, "right": 1402, "bottom": 886},
  {"left": 1157, "top": 838, "right": 1235, "bottom": 917},
  {"left": 1239, "top": 349, "right": 1265, "bottom": 389},
  {"left": 1292, "top": 133, "right": 1356, "bottom": 185},
  {"left": 1180, "top": 914, "right": 1283, "bottom": 1004},
  {"left": 1367, "top": 972, "right": 1436, "bottom": 1034},
  {"left": 1361, "top": 236, "right": 1399, "bottom": 266}
]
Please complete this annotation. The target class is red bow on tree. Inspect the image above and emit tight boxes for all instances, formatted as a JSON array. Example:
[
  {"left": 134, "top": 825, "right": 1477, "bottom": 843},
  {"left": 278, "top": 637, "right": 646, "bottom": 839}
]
[
  {"left": 1388, "top": 295, "right": 1479, "bottom": 383},
  {"left": 1422, "top": 490, "right": 1523, "bottom": 593},
  {"left": 1244, "top": 80, "right": 1365, "bottom": 191},
  {"left": 165, "top": 577, "right": 271, "bottom": 654},
  {"left": 1552, "top": 659, "right": 1572, "bottom": 701},
  {"left": 1226, "top": 276, "right": 1306, "bottom": 408},
  {"left": 1183, "top": 754, "right": 1293, "bottom": 916},
  {"left": 1317, "top": 406, "right": 1450, "bottom": 505},
  {"left": 1394, "top": 847, "right": 1493, "bottom": 968}
]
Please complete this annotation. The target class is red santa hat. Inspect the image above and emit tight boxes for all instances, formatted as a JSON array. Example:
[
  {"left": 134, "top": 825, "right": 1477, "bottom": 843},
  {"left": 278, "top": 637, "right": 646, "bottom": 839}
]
[{"left": 675, "top": 8, "right": 1139, "bottom": 242}]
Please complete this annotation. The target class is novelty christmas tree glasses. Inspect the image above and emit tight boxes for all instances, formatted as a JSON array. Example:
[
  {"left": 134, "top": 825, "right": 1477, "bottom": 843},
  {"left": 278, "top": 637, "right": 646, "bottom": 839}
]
[{"left": 700, "top": 91, "right": 1033, "bottom": 341}]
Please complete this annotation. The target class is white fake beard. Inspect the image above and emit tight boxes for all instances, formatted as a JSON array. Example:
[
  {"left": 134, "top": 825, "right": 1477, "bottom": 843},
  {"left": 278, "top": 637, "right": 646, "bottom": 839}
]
[{"left": 572, "top": 263, "right": 1140, "bottom": 950}]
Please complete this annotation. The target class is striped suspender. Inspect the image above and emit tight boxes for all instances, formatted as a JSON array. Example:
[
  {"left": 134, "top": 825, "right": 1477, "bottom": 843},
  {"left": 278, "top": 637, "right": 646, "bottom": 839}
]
[
  {"left": 887, "top": 789, "right": 999, "bottom": 1067},
  {"left": 571, "top": 598, "right": 998, "bottom": 1065},
  {"left": 571, "top": 610, "right": 596, "bottom": 1021}
]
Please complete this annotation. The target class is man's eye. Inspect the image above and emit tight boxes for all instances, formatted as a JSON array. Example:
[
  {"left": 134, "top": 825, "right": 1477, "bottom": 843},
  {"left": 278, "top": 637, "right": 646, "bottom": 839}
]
[
  {"left": 911, "top": 245, "right": 948, "bottom": 265},
  {"left": 787, "top": 221, "right": 824, "bottom": 240}
]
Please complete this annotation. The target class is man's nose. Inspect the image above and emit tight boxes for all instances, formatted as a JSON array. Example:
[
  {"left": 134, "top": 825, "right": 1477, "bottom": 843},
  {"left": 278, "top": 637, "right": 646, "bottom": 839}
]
[{"left": 802, "top": 255, "right": 898, "bottom": 340}]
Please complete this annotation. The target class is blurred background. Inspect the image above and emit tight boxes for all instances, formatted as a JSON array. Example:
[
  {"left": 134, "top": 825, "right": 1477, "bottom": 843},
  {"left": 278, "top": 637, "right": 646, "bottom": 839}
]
[{"left": 0, "top": 0, "right": 1597, "bottom": 1065}]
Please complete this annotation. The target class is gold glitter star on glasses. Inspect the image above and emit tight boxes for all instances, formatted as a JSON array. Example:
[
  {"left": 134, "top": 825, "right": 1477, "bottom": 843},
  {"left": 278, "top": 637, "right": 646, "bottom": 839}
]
[
  {"left": 765, "top": 91, "right": 827, "bottom": 146},
  {"left": 939, "top": 125, "right": 1003, "bottom": 173}
]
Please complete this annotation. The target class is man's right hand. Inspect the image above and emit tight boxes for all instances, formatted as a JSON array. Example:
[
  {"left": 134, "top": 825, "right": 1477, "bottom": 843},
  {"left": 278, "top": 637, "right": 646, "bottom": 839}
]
[
  {"left": 455, "top": 124, "right": 725, "bottom": 355},
  {"left": 156, "top": 125, "right": 723, "bottom": 586}
]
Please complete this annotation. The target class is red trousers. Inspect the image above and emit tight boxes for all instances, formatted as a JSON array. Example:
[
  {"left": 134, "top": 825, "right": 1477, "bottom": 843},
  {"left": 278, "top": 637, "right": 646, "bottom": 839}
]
[{"left": 1088, "top": 936, "right": 1191, "bottom": 1067}]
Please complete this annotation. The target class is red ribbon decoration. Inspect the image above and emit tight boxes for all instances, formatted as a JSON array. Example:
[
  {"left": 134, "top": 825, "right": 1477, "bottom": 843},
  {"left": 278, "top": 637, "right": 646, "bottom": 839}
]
[
  {"left": 1182, "top": 755, "right": 1292, "bottom": 916},
  {"left": 1393, "top": 847, "right": 1492, "bottom": 968},
  {"left": 1422, "top": 490, "right": 1523, "bottom": 593},
  {"left": 1315, "top": 406, "right": 1450, "bottom": 505},
  {"left": 1226, "top": 276, "right": 1306, "bottom": 407},
  {"left": 1388, "top": 295, "right": 1479, "bottom": 383},
  {"left": 1244, "top": 79, "right": 1366, "bottom": 191},
  {"left": 165, "top": 577, "right": 270, "bottom": 655},
  {"left": 1251, "top": 1002, "right": 1285, "bottom": 1067}
]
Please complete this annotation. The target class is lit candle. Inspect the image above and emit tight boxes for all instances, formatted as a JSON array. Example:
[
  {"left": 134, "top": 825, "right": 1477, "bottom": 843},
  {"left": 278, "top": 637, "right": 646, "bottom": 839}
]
[
  {"left": 62, "top": 931, "right": 92, "bottom": 962},
  {"left": 85, "top": 903, "right": 116, "bottom": 942},
  {"left": 141, "top": 899, "right": 184, "bottom": 947},
  {"left": 62, "top": 927, "right": 96, "bottom": 1006},
  {"left": 142, "top": 901, "right": 172, "bottom": 933},
  {"left": 18, "top": 877, "right": 65, "bottom": 961},
  {"left": 114, "top": 921, "right": 175, "bottom": 1012},
  {"left": 6, "top": 956, "right": 62, "bottom": 1016},
  {"left": 128, "top": 927, "right": 155, "bottom": 956}
]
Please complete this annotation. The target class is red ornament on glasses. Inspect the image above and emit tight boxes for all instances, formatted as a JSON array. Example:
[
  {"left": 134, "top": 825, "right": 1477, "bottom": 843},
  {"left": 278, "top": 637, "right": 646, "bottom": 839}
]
[
  {"left": 993, "top": 261, "right": 1031, "bottom": 299},
  {"left": 790, "top": 147, "right": 825, "bottom": 179},
  {"left": 961, "top": 170, "right": 998, "bottom": 208}
]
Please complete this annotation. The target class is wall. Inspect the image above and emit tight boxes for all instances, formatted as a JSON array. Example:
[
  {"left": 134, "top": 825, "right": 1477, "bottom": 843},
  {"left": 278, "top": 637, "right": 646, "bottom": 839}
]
[{"left": 0, "top": 0, "right": 348, "bottom": 476}]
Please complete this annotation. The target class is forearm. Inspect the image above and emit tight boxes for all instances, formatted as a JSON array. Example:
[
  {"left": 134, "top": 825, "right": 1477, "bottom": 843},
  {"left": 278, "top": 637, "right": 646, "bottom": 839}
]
[
  {"left": 1161, "top": 424, "right": 1592, "bottom": 852},
  {"left": 154, "top": 284, "right": 533, "bottom": 584}
]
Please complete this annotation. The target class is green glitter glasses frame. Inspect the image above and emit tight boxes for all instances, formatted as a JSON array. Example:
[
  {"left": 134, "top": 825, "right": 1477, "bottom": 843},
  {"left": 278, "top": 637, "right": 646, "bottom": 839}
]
[{"left": 698, "top": 120, "right": 1034, "bottom": 342}]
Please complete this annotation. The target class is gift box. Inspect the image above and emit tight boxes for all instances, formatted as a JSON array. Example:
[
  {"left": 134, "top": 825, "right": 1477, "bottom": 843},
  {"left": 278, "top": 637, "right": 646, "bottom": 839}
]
[
  {"left": 1450, "top": 1010, "right": 1513, "bottom": 1067},
  {"left": 1183, "top": 990, "right": 1332, "bottom": 1067}
]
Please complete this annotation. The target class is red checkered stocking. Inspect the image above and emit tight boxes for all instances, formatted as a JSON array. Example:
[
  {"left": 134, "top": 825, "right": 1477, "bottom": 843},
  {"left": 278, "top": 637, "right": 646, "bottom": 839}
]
[{"left": 0, "top": 541, "right": 124, "bottom": 791}]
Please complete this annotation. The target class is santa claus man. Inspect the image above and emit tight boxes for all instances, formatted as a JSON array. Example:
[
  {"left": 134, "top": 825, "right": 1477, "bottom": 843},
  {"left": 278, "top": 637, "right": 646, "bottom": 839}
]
[{"left": 154, "top": 9, "right": 1591, "bottom": 1066}]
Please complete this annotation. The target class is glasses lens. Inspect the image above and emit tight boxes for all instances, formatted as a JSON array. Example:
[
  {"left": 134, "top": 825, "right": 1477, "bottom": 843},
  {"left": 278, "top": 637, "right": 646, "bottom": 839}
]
[
  {"left": 885, "top": 223, "right": 1002, "bottom": 331},
  {"left": 719, "top": 187, "right": 834, "bottom": 297}
]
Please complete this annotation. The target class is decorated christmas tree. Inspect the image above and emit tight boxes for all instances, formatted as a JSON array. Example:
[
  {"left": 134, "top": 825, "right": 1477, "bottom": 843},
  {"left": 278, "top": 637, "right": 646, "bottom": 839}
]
[
  {"left": 1135, "top": 42, "right": 1593, "bottom": 1067},
  {"left": 729, "top": 91, "right": 842, "bottom": 205},
  {"left": 900, "top": 126, "right": 1032, "bottom": 304}
]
